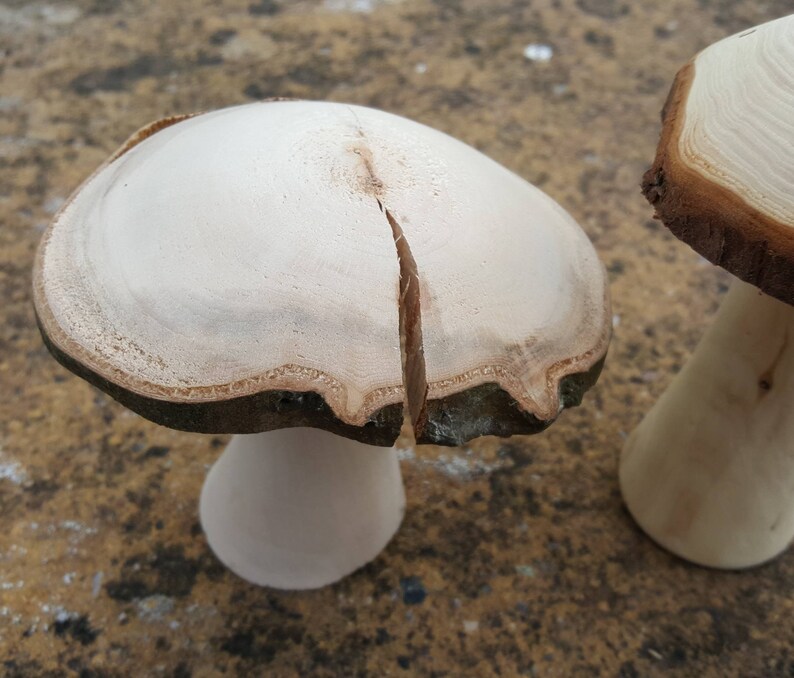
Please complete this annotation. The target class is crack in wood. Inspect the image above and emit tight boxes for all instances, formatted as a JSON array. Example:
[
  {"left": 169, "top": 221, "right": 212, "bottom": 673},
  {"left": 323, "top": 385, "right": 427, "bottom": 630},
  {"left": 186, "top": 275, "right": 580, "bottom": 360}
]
[{"left": 377, "top": 199, "right": 428, "bottom": 440}]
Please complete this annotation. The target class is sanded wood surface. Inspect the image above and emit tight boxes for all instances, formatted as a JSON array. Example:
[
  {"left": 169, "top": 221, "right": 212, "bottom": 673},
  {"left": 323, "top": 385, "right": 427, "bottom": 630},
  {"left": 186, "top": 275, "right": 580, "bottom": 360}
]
[
  {"left": 642, "top": 15, "right": 794, "bottom": 303},
  {"left": 621, "top": 280, "right": 794, "bottom": 568},
  {"left": 34, "top": 101, "right": 609, "bottom": 443},
  {"left": 5, "top": 0, "right": 794, "bottom": 675}
]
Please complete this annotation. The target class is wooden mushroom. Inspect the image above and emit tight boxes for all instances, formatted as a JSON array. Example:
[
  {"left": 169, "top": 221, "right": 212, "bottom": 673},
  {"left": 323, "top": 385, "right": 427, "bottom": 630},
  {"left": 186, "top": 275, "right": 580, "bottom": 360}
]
[
  {"left": 34, "top": 101, "right": 610, "bottom": 589},
  {"left": 621, "top": 15, "right": 794, "bottom": 568}
]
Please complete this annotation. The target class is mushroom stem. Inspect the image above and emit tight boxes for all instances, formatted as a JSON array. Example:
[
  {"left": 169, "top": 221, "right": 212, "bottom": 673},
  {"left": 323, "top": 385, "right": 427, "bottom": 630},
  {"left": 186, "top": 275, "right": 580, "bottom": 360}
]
[
  {"left": 199, "top": 427, "right": 406, "bottom": 589},
  {"left": 620, "top": 278, "right": 794, "bottom": 568}
]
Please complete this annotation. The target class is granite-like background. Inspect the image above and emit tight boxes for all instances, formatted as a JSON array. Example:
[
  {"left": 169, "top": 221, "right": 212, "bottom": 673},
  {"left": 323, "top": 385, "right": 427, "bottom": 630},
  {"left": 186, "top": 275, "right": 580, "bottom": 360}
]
[{"left": 2, "top": 1, "right": 793, "bottom": 676}]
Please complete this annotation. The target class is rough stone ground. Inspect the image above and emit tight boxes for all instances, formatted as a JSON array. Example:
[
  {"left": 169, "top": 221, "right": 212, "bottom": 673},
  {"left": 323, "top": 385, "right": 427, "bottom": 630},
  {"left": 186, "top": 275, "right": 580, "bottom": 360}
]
[{"left": 1, "top": 0, "right": 793, "bottom": 676}]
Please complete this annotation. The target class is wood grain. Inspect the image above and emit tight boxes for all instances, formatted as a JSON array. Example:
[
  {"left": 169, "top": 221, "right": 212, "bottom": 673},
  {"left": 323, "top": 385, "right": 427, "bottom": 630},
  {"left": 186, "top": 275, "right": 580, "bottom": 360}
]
[
  {"left": 34, "top": 101, "right": 610, "bottom": 443},
  {"left": 642, "top": 15, "right": 794, "bottom": 304}
]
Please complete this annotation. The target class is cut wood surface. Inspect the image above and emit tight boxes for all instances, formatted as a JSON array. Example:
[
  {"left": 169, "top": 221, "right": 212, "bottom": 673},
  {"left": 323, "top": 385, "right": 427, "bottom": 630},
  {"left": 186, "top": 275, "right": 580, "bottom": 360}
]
[
  {"left": 642, "top": 15, "right": 794, "bottom": 304},
  {"left": 626, "top": 14, "right": 794, "bottom": 569},
  {"left": 34, "top": 101, "right": 609, "bottom": 443}
]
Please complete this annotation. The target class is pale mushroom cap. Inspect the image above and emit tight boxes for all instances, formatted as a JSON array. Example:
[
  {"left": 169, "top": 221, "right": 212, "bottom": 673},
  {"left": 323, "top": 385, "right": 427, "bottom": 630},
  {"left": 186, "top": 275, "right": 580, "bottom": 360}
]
[
  {"left": 682, "top": 15, "right": 794, "bottom": 227},
  {"left": 35, "top": 101, "right": 610, "bottom": 444},
  {"left": 643, "top": 14, "right": 794, "bottom": 304}
]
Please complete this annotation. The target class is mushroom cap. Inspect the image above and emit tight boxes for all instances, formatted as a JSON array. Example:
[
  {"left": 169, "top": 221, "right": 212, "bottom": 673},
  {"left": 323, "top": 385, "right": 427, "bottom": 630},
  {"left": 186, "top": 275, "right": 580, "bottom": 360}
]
[
  {"left": 642, "top": 15, "right": 794, "bottom": 304},
  {"left": 34, "top": 101, "right": 610, "bottom": 446}
]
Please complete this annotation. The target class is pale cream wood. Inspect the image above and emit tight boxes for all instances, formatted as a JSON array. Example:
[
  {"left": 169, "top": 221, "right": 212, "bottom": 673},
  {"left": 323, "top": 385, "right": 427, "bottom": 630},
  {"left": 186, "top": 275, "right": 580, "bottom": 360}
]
[
  {"left": 37, "top": 100, "right": 609, "bottom": 427},
  {"left": 36, "top": 100, "right": 611, "bottom": 588},
  {"left": 620, "top": 279, "right": 794, "bottom": 568},
  {"left": 680, "top": 15, "right": 794, "bottom": 228},
  {"left": 199, "top": 427, "right": 405, "bottom": 589}
]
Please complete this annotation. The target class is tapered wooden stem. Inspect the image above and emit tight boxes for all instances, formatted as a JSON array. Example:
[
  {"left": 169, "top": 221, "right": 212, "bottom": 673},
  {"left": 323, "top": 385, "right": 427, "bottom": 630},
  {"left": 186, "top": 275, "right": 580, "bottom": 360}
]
[
  {"left": 199, "top": 428, "right": 405, "bottom": 589},
  {"left": 620, "top": 278, "right": 794, "bottom": 568}
]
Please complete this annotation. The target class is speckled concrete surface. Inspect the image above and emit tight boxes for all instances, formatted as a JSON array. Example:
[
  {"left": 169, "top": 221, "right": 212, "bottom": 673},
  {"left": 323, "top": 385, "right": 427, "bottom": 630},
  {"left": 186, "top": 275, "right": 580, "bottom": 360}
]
[{"left": 2, "top": 0, "right": 794, "bottom": 676}]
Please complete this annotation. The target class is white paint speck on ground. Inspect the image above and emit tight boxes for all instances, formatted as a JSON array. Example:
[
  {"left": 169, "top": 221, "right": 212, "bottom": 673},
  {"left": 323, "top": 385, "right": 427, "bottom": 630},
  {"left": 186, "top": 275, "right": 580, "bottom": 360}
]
[
  {"left": 399, "top": 447, "right": 505, "bottom": 479},
  {"left": 515, "top": 564, "right": 536, "bottom": 577},
  {"left": 0, "top": 462, "right": 26, "bottom": 484},
  {"left": 43, "top": 196, "right": 66, "bottom": 215},
  {"left": 415, "top": 62, "right": 427, "bottom": 74},
  {"left": 92, "top": 572, "right": 104, "bottom": 598},
  {"left": 0, "top": 581, "right": 24, "bottom": 590},
  {"left": 182, "top": 603, "right": 220, "bottom": 626},
  {"left": 324, "top": 0, "right": 395, "bottom": 12},
  {"left": 397, "top": 448, "right": 416, "bottom": 461},
  {"left": 137, "top": 595, "right": 175, "bottom": 622},
  {"left": 220, "top": 33, "right": 277, "bottom": 62},
  {"left": 38, "top": 5, "right": 81, "bottom": 24},
  {"left": 463, "top": 620, "right": 479, "bottom": 633},
  {"left": 58, "top": 520, "right": 98, "bottom": 535},
  {"left": 0, "top": 97, "right": 23, "bottom": 112},
  {"left": 0, "top": 3, "right": 80, "bottom": 39},
  {"left": 523, "top": 44, "right": 553, "bottom": 62},
  {"left": 0, "top": 446, "right": 27, "bottom": 486}
]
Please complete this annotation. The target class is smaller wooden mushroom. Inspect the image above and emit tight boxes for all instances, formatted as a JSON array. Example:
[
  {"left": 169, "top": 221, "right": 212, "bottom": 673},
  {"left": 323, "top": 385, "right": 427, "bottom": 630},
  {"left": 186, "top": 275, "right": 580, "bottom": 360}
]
[
  {"left": 34, "top": 101, "right": 610, "bottom": 589},
  {"left": 621, "top": 15, "right": 794, "bottom": 568}
]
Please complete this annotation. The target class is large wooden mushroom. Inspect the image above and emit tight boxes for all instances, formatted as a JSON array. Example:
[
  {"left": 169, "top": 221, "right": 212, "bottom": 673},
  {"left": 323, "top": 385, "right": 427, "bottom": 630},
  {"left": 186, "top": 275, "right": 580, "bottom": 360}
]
[
  {"left": 621, "top": 15, "right": 794, "bottom": 568},
  {"left": 34, "top": 101, "right": 610, "bottom": 589}
]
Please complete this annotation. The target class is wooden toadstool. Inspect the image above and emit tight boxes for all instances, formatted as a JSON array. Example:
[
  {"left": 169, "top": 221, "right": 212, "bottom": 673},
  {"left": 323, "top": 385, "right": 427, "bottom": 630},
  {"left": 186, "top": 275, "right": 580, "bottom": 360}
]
[
  {"left": 621, "top": 15, "right": 794, "bottom": 569},
  {"left": 34, "top": 100, "right": 610, "bottom": 589}
]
